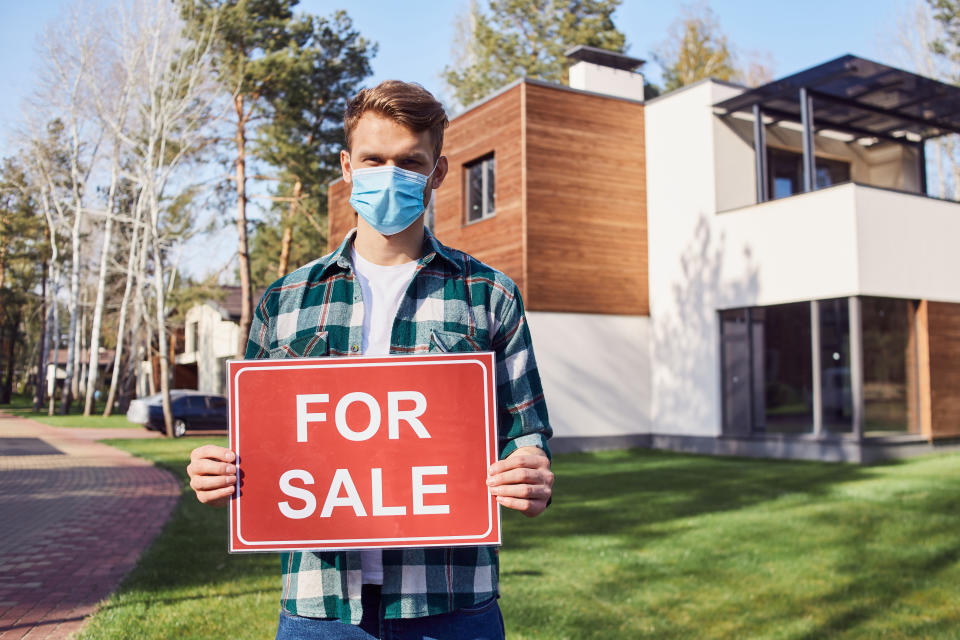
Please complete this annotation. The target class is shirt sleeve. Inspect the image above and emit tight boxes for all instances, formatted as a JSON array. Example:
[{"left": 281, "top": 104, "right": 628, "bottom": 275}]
[
  {"left": 243, "top": 291, "right": 272, "bottom": 360},
  {"left": 491, "top": 281, "right": 552, "bottom": 460}
]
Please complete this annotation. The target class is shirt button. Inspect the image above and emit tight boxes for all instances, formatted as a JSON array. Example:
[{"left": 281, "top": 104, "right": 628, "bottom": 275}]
[{"left": 351, "top": 344, "right": 360, "bottom": 353}]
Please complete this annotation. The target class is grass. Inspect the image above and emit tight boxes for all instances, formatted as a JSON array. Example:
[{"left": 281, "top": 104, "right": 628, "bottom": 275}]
[
  {"left": 78, "top": 442, "right": 960, "bottom": 639},
  {"left": 1, "top": 393, "right": 140, "bottom": 429}
]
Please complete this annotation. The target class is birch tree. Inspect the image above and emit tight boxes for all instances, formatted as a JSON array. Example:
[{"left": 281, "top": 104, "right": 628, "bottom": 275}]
[
  {"left": 28, "top": 6, "right": 105, "bottom": 414},
  {"left": 21, "top": 121, "right": 74, "bottom": 414},
  {"left": 109, "top": 0, "right": 219, "bottom": 436}
]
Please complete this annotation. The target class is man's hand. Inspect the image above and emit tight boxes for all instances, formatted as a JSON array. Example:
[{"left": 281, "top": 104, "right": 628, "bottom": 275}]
[
  {"left": 486, "top": 446, "right": 553, "bottom": 517},
  {"left": 186, "top": 445, "right": 237, "bottom": 508}
]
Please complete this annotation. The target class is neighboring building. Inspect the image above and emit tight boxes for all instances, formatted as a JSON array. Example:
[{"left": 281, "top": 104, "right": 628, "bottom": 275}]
[
  {"left": 327, "top": 52, "right": 960, "bottom": 462},
  {"left": 175, "top": 287, "right": 258, "bottom": 396}
]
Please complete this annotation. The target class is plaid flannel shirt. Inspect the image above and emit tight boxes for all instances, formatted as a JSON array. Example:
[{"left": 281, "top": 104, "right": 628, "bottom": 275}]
[{"left": 244, "top": 228, "right": 552, "bottom": 624}]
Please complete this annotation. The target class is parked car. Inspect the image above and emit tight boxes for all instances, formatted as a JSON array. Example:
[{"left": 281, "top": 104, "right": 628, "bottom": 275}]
[{"left": 126, "top": 390, "right": 228, "bottom": 437}]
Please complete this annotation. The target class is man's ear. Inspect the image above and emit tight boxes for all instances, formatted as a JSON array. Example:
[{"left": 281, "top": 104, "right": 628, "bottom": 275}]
[
  {"left": 340, "top": 149, "right": 352, "bottom": 184},
  {"left": 431, "top": 155, "right": 448, "bottom": 189}
]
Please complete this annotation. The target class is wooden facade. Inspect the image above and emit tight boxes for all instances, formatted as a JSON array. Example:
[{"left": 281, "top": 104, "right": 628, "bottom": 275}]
[
  {"left": 916, "top": 300, "right": 960, "bottom": 440},
  {"left": 328, "top": 177, "right": 354, "bottom": 250},
  {"left": 327, "top": 79, "right": 649, "bottom": 316}
]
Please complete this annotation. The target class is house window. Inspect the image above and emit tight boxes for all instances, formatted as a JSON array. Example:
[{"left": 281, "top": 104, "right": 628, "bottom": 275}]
[
  {"left": 768, "top": 148, "right": 850, "bottom": 199},
  {"left": 720, "top": 297, "right": 920, "bottom": 437},
  {"left": 186, "top": 320, "right": 199, "bottom": 353},
  {"left": 465, "top": 154, "right": 495, "bottom": 223}
]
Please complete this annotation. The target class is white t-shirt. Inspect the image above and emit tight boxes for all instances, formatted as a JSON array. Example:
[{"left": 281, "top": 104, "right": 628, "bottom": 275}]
[{"left": 350, "top": 247, "right": 419, "bottom": 585}]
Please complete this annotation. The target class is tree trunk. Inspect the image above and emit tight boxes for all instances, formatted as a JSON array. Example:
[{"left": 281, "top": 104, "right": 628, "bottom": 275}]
[
  {"left": 34, "top": 258, "right": 48, "bottom": 410},
  {"left": 48, "top": 262, "right": 61, "bottom": 416},
  {"left": 149, "top": 201, "right": 174, "bottom": 437},
  {"left": 235, "top": 94, "right": 253, "bottom": 358},
  {"left": 277, "top": 179, "right": 302, "bottom": 277},
  {"left": 2, "top": 313, "right": 18, "bottom": 403},
  {"left": 85, "top": 172, "right": 119, "bottom": 415},
  {"left": 72, "top": 301, "right": 84, "bottom": 401},
  {"left": 104, "top": 206, "right": 142, "bottom": 416},
  {"left": 60, "top": 205, "right": 82, "bottom": 415}
]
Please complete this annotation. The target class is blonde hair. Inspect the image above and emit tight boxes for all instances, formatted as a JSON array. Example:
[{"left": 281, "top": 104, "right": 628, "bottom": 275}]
[{"left": 344, "top": 80, "right": 449, "bottom": 160}]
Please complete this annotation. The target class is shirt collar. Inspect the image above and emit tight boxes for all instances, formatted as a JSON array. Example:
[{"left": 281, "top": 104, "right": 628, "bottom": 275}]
[{"left": 320, "top": 227, "right": 463, "bottom": 277}]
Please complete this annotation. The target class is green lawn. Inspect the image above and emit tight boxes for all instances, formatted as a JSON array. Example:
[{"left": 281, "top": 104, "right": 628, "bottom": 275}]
[
  {"left": 79, "top": 441, "right": 960, "bottom": 639},
  {"left": 1, "top": 393, "right": 140, "bottom": 429}
]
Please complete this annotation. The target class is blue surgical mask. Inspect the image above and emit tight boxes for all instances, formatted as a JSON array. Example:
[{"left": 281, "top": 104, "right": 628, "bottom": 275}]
[{"left": 348, "top": 159, "right": 439, "bottom": 236}]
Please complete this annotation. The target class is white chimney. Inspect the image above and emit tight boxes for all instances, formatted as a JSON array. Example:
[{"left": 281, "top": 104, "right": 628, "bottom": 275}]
[{"left": 566, "top": 45, "right": 646, "bottom": 102}]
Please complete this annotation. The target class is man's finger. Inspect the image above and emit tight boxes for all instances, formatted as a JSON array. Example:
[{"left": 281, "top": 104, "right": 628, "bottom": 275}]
[
  {"left": 487, "top": 452, "right": 548, "bottom": 475},
  {"left": 190, "top": 445, "right": 235, "bottom": 463},
  {"left": 187, "top": 459, "right": 237, "bottom": 478},
  {"left": 489, "top": 483, "right": 550, "bottom": 501},
  {"left": 495, "top": 495, "right": 547, "bottom": 517},
  {"left": 486, "top": 467, "right": 543, "bottom": 487},
  {"left": 190, "top": 474, "right": 237, "bottom": 492},
  {"left": 195, "top": 486, "right": 236, "bottom": 506}
]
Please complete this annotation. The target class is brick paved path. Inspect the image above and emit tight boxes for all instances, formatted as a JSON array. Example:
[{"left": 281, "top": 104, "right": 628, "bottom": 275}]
[{"left": 0, "top": 412, "right": 180, "bottom": 639}]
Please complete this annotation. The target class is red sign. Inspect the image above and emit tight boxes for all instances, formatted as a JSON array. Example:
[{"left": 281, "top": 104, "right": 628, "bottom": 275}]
[{"left": 227, "top": 352, "right": 500, "bottom": 552}]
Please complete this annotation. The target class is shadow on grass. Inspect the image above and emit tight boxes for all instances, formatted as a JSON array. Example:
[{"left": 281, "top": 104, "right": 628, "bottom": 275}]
[
  {"left": 88, "top": 440, "right": 960, "bottom": 640},
  {"left": 504, "top": 448, "right": 871, "bottom": 553},
  {"left": 500, "top": 449, "right": 960, "bottom": 639}
]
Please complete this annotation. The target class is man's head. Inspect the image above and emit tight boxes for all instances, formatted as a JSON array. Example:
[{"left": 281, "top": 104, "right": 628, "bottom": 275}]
[
  {"left": 340, "top": 81, "right": 450, "bottom": 242},
  {"left": 343, "top": 80, "right": 448, "bottom": 162}
]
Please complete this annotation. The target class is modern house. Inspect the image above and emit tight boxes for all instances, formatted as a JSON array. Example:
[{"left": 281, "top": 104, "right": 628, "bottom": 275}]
[
  {"left": 327, "top": 50, "right": 960, "bottom": 462},
  {"left": 173, "top": 286, "right": 257, "bottom": 396},
  {"left": 647, "top": 54, "right": 960, "bottom": 461}
]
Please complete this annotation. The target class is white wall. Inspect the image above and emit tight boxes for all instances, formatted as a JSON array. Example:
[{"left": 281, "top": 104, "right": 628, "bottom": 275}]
[
  {"left": 526, "top": 311, "right": 651, "bottom": 438},
  {"left": 180, "top": 303, "right": 240, "bottom": 394},
  {"left": 855, "top": 186, "right": 960, "bottom": 303},
  {"left": 646, "top": 81, "right": 735, "bottom": 437},
  {"left": 568, "top": 61, "right": 645, "bottom": 102}
]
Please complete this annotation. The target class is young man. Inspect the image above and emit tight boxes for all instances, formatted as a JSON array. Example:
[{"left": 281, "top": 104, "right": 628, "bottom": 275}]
[{"left": 187, "top": 80, "right": 553, "bottom": 640}]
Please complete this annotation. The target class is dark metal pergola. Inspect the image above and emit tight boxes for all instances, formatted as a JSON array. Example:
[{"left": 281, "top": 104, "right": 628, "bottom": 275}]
[{"left": 714, "top": 54, "right": 960, "bottom": 203}]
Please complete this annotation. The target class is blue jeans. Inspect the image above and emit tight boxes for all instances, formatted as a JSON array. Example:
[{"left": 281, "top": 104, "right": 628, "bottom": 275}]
[{"left": 275, "top": 585, "right": 505, "bottom": 640}]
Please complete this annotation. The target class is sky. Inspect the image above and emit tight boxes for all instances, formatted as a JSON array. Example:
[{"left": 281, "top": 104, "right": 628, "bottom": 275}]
[{"left": 0, "top": 0, "right": 913, "bottom": 276}]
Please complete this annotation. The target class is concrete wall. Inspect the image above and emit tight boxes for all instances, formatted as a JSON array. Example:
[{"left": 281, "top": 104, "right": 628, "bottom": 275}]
[
  {"left": 526, "top": 311, "right": 651, "bottom": 439},
  {"left": 855, "top": 186, "right": 960, "bottom": 303},
  {"left": 646, "top": 81, "right": 728, "bottom": 437}
]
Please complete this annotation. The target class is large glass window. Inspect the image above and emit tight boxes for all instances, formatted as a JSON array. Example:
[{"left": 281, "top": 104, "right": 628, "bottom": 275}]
[
  {"left": 819, "top": 298, "right": 852, "bottom": 433},
  {"left": 721, "top": 297, "right": 918, "bottom": 438},
  {"left": 720, "top": 303, "right": 813, "bottom": 435},
  {"left": 720, "top": 309, "right": 752, "bottom": 435},
  {"left": 768, "top": 148, "right": 851, "bottom": 199},
  {"left": 861, "top": 297, "right": 917, "bottom": 434},
  {"left": 465, "top": 154, "right": 495, "bottom": 223},
  {"left": 757, "top": 303, "right": 814, "bottom": 434}
]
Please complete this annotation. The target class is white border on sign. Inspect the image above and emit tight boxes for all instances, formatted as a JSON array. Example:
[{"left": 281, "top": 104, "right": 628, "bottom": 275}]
[{"left": 231, "top": 357, "right": 498, "bottom": 548}]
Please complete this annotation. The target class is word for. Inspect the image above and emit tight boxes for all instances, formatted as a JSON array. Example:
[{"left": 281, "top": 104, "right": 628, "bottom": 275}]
[
  {"left": 278, "top": 466, "right": 449, "bottom": 519},
  {"left": 296, "top": 392, "right": 430, "bottom": 442}
]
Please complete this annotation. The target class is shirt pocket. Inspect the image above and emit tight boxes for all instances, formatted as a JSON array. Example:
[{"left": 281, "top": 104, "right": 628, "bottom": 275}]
[
  {"left": 269, "top": 330, "right": 329, "bottom": 359},
  {"left": 430, "top": 330, "right": 485, "bottom": 354}
]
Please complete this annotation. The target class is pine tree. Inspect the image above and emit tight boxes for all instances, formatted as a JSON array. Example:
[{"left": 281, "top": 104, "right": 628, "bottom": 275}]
[
  {"left": 180, "top": 1, "right": 375, "bottom": 355},
  {"left": 930, "top": 0, "right": 960, "bottom": 71},
  {"left": 254, "top": 10, "right": 374, "bottom": 279},
  {"left": 443, "top": 0, "right": 626, "bottom": 108}
]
